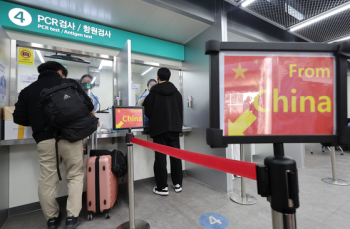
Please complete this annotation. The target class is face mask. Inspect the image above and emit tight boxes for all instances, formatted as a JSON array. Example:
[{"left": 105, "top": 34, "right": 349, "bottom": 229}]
[{"left": 80, "top": 83, "right": 93, "bottom": 90}]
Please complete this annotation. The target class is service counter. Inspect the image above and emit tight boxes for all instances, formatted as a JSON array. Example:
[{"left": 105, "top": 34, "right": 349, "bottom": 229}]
[
  {"left": 6, "top": 127, "right": 192, "bottom": 212},
  {"left": 0, "top": 127, "right": 193, "bottom": 146}
]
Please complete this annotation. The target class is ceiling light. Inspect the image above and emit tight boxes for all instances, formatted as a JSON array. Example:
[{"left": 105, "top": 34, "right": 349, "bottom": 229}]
[
  {"left": 91, "top": 77, "right": 96, "bottom": 84},
  {"left": 290, "top": 2, "right": 350, "bottom": 32},
  {"left": 241, "top": 0, "right": 256, "bottom": 7},
  {"left": 328, "top": 35, "right": 350, "bottom": 43},
  {"left": 141, "top": 67, "right": 153, "bottom": 76},
  {"left": 98, "top": 60, "right": 113, "bottom": 70},
  {"left": 285, "top": 4, "right": 304, "bottom": 21},
  {"left": 36, "top": 50, "right": 45, "bottom": 63}
]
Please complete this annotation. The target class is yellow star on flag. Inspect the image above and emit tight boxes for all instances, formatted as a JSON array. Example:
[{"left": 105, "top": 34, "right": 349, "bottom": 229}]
[
  {"left": 254, "top": 60, "right": 258, "bottom": 64},
  {"left": 260, "top": 66, "right": 264, "bottom": 71},
  {"left": 232, "top": 63, "right": 248, "bottom": 79},
  {"left": 117, "top": 109, "right": 121, "bottom": 113}
]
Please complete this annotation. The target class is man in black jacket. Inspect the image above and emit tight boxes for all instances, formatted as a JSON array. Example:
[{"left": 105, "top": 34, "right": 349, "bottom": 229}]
[
  {"left": 143, "top": 68, "right": 183, "bottom": 196},
  {"left": 13, "top": 61, "right": 95, "bottom": 229}
]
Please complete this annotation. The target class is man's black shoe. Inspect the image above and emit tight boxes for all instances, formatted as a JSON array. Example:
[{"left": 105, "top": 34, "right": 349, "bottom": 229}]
[
  {"left": 65, "top": 216, "right": 82, "bottom": 229},
  {"left": 47, "top": 212, "right": 62, "bottom": 229}
]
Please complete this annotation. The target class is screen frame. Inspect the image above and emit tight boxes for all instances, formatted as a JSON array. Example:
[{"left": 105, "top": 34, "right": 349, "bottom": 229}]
[
  {"left": 205, "top": 41, "right": 350, "bottom": 145},
  {"left": 219, "top": 51, "right": 336, "bottom": 137},
  {"left": 112, "top": 106, "right": 145, "bottom": 130}
]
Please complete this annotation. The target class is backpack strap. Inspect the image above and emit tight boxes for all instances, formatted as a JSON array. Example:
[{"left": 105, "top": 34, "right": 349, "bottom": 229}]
[
  {"left": 53, "top": 130, "right": 62, "bottom": 181},
  {"left": 40, "top": 83, "right": 77, "bottom": 98}
]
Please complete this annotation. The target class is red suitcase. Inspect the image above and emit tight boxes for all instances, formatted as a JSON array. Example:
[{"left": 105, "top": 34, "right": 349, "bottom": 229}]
[{"left": 86, "top": 155, "right": 118, "bottom": 220}]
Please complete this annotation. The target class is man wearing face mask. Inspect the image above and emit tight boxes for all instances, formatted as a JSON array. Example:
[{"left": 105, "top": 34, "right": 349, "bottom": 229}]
[
  {"left": 80, "top": 74, "right": 99, "bottom": 112},
  {"left": 136, "top": 79, "right": 157, "bottom": 126}
]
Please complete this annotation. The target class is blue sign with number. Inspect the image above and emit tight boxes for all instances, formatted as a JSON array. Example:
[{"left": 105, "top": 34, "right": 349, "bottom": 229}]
[{"left": 199, "top": 213, "right": 229, "bottom": 229}]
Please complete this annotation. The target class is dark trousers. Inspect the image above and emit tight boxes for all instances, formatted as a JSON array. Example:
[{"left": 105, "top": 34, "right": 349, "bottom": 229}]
[{"left": 153, "top": 132, "right": 183, "bottom": 189}]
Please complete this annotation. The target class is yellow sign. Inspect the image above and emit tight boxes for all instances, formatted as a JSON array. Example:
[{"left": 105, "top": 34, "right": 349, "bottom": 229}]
[{"left": 18, "top": 48, "right": 34, "bottom": 65}]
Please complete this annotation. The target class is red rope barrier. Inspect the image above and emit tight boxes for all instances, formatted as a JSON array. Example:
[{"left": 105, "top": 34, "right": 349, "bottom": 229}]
[{"left": 131, "top": 137, "right": 258, "bottom": 180}]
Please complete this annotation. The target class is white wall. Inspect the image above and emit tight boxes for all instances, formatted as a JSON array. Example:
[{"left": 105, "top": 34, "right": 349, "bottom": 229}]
[{"left": 91, "top": 68, "right": 114, "bottom": 110}]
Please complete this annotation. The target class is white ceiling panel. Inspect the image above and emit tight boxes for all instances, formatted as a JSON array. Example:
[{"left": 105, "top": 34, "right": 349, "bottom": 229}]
[
  {"left": 117, "top": 0, "right": 157, "bottom": 33},
  {"left": 137, "top": 6, "right": 177, "bottom": 39},
  {"left": 161, "top": 13, "right": 210, "bottom": 44},
  {"left": 69, "top": 0, "right": 130, "bottom": 27},
  {"left": 38, "top": 0, "right": 70, "bottom": 11},
  {"left": 7, "top": 0, "right": 212, "bottom": 44}
]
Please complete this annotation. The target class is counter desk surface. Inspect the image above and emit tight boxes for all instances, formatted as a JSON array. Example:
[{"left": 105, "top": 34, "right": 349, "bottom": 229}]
[{"left": 1, "top": 127, "right": 193, "bottom": 146}]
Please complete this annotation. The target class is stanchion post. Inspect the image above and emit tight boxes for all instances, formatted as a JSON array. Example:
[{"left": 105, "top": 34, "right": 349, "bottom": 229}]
[
  {"left": 256, "top": 143, "right": 299, "bottom": 229},
  {"left": 230, "top": 144, "right": 257, "bottom": 205},
  {"left": 321, "top": 146, "right": 349, "bottom": 186},
  {"left": 117, "top": 129, "right": 150, "bottom": 229}
]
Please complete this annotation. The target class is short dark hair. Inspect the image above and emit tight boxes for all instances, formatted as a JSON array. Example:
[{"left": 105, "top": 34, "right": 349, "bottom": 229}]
[
  {"left": 80, "top": 74, "right": 93, "bottom": 83},
  {"left": 157, "top": 68, "right": 171, "bottom": 81},
  {"left": 37, "top": 61, "right": 68, "bottom": 76},
  {"left": 147, "top": 79, "right": 157, "bottom": 87}
]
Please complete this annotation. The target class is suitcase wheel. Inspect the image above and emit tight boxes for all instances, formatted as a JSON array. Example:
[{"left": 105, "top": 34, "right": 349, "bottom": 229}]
[
  {"left": 105, "top": 212, "right": 110, "bottom": 219},
  {"left": 87, "top": 213, "right": 93, "bottom": 221}
]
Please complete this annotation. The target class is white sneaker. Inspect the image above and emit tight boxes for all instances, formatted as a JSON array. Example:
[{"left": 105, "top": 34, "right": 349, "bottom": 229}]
[
  {"left": 153, "top": 187, "right": 169, "bottom": 196},
  {"left": 174, "top": 184, "right": 182, "bottom": 193}
]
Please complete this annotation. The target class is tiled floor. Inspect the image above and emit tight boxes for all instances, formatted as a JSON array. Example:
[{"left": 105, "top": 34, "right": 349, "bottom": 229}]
[{"left": 3, "top": 148, "right": 350, "bottom": 229}]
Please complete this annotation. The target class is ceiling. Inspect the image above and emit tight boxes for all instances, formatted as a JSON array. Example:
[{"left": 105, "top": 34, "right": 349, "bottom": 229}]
[
  {"left": 7, "top": 0, "right": 211, "bottom": 44},
  {"left": 226, "top": 0, "right": 350, "bottom": 43}
]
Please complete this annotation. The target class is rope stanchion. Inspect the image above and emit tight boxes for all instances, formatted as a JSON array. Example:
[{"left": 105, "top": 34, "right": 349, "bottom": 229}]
[
  {"left": 130, "top": 137, "right": 258, "bottom": 180},
  {"left": 321, "top": 146, "right": 349, "bottom": 186},
  {"left": 230, "top": 144, "right": 258, "bottom": 205},
  {"left": 131, "top": 137, "right": 300, "bottom": 229}
]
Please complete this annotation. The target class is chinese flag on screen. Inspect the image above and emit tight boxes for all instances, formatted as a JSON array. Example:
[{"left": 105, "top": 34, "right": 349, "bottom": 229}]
[{"left": 224, "top": 55, "right": 334, "bottom": 136}]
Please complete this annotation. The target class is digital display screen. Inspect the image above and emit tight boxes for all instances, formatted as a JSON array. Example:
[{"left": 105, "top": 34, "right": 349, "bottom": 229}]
[
  {"left": 219, "top": 52, "right": 335, "bottom": 136},
  {"left": 112, "top": 106, "right": 144, "bottom": 130}
]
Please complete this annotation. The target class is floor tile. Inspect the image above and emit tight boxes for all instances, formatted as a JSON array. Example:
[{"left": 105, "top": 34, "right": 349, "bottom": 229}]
[{"left": 3, "top": 151, "right": 350, "bottom": 229}]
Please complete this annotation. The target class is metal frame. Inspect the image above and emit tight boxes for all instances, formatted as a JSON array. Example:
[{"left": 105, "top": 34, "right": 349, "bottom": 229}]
[
  {"left": 112, "top": 106, "right": 145, "bottom": 130},
  {"left": 205, "top": 40, "right": 350, "bottom": 145}
]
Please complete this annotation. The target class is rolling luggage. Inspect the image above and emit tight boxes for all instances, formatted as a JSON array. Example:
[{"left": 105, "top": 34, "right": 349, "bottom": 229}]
[{"left": 86, "top": 133, "right": 118, "bottom": 221}]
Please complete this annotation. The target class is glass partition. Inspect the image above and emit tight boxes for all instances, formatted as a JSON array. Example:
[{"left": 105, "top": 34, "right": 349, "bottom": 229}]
[
  {"left": 131, "top": 64, "right": 181, "bottom": 106},
  {"left": 16, "top": 47, "right": 114, "bottom": 111}
]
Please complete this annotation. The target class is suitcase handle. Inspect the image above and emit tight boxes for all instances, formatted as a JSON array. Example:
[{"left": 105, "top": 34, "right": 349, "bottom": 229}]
[{"left": 91, "top": 131, "right": 98, "bottom": 150}]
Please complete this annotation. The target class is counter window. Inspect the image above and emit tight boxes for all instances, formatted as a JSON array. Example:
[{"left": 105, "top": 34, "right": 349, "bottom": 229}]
[
  {"left": 131, "top": 64, "right": 181, "bottom": 106},
  {"left": 16, "top": 47, "right": 114, "bottom": 112}
]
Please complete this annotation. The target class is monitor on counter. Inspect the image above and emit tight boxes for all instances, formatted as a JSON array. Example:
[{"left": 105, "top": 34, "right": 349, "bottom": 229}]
[{"left": 112, "top": 106, "right": 144, "bottom": 130}]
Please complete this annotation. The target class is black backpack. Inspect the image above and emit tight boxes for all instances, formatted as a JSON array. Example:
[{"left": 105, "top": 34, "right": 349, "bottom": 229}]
[
  {"left": 90, "top": 149, "right": 127, "bottom": 178},
  {"left": 38, "top": 79, "right": 98, "bottom": 180}
]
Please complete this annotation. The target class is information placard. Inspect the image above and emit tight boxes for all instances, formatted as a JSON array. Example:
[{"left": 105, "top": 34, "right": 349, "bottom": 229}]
[
  {"left": 219, "top": 52, "right": 335, "bottom": 136},
  {"left": 112, "top": 106, "right": 144, "bottom": 130}
]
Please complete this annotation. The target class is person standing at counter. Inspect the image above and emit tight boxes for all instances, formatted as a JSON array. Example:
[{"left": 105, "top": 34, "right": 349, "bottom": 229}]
[
  {"left": 80, "top": 74, "right": 99, "bottom": 112},
  {"left": 143, "top": 68, "right": 183, "bottom": 196},
  {"left": 136, "top": 78, "right": 157, "bottom": 126},
  {"left": 13, "top": 61, "right": 95, "bottom": 229}
]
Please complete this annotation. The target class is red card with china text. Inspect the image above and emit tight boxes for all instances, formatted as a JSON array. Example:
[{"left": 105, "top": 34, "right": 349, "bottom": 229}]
[{"left": 114, "top": 107, "right": 144, "bottom": 129}]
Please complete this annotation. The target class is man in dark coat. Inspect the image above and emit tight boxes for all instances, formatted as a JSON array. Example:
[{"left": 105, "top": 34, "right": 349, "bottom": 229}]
[
  {"left": 143, "top": 67, "right": 183, "bottom": 196},
  {"left": 13, "top": 61, "right": 95, "bottom": 229}
]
